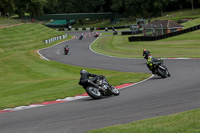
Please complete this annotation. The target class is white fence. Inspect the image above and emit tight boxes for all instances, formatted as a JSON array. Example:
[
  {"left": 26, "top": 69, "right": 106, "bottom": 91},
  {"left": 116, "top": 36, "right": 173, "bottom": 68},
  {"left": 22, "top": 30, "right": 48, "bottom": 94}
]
[{"left": 44, "top": 34, "right": 67, "bottom": 44}]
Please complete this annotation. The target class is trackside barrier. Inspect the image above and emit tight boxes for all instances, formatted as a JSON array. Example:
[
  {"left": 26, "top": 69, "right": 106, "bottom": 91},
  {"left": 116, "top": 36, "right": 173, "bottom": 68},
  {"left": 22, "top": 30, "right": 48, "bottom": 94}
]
[
  {"left": 121, "top": 30, "right": 143, "bottom": 35},
  {"left": 128, "top": 24, "right": 200, "bottom": 42},
  {"left": 44, "top": 34, "right": 67, "bottom": 44}
]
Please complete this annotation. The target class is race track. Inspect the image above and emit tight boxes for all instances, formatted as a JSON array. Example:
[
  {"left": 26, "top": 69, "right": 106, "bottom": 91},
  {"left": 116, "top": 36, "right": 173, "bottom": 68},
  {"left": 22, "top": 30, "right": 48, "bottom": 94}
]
[{"left": 0, "top": 31, "right": 200, "bottom": 133}]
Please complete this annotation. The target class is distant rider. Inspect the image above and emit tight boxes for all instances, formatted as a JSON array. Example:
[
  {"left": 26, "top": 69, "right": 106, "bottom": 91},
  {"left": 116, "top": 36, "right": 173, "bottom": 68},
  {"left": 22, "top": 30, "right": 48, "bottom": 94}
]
[{"left": 64, "top": 45, "right": 69, "bottom": 52}]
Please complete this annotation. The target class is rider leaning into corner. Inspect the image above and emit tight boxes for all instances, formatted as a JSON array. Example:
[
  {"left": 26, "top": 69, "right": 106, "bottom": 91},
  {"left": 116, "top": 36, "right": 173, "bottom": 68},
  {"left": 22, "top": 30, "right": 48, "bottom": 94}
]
[
  {"left": 147, "top": 55, "right": 161, "bottom": 74},
  {"left": 79, "top": 69, "right": 102, "bottom": 89},
  {"left": 146, "top": 55, "right": 171, "bottom": 77}
]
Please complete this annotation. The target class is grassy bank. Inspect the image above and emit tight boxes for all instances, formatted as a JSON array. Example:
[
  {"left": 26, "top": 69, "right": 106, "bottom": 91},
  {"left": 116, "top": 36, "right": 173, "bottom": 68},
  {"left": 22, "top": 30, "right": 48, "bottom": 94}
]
[
  {"left": 154, "top": 8, "right": 200, "bottom": 22},
  {"left": 0, "top": 24, "right": 150, "bottom": 110},
  {"left": 91, "top": 19, "right": 200, "bottom": 58},
  {"left": 87, "top": 109, "right": 200, "bottom": 133},
  {"left": 0, "top": 17, "right": 21, "bottom": 27}
]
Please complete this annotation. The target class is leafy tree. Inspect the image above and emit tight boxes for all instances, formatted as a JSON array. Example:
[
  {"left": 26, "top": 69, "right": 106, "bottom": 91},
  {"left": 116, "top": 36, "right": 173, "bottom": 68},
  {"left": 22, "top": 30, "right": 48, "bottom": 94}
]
[
  {"left": 44, "top": 0, "right": 58, "bottom": 14},
  {"left": 27, "top": 0, "right": 47, "bottom": 18},
  {"left": 0, "top": 0, "right": 15, "bottom": 16},
  {"left": 14, "top": 0, "right": 28, "bottom": 19},
  {"left": 153, "top": 0, "right": 174, "bottom": 16},
  {"left": 87, "top": 0, "right": 105, "bottom": 12},
  {"left": 111, "top": 0, "right": 125, "bottom": 13},
  {"left": 123, "top": 0, "right": 153, "bottom": 17},
  {"left": 103, "top": 0, "right": 113, "bottom": 12}
]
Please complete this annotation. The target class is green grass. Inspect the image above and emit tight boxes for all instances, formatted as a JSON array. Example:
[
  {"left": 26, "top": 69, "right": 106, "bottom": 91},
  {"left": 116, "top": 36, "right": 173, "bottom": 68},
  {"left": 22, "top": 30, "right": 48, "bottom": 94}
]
[
  {"left": 0, "top": 17, "right": 21, "bottom": 26},
  {"left": 182, "top": 18, "right": 200, "bottom": 29},
  {"left": 87, "top": 109, "right": 200, "bottom": 133},
  {"left": 155, "top": 8, "right": 200, "bottom": 22},
  {"left": 0, "top": 24, "right": 150, "bottom": 110},
  {"left": 91, "top": 19, "right": 200, "bottom": 59}
]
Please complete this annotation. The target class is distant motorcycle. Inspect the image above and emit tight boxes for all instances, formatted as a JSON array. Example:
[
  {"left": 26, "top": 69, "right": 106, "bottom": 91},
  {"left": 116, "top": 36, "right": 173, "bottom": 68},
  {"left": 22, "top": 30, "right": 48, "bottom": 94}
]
[
  {"left": 64, "top": 48, "right": 69, "bottom": 55},
  {"left": 94, "top": 33, "right": 99, "bottom": 38},
  {"left": 64, "top": 45, "right": 69, "bottom": 55},
  {"left": 149, "top": 59, "right": 171, "bottom": 78},
  {"left": 85, "top": 75, "right": 120, "bottom": 99},
  {"left": 113, "top": 30, "right": 118, "bottom": 35},
  {"left": 79, "top": 34, "right": 84, "bottom": 40}
]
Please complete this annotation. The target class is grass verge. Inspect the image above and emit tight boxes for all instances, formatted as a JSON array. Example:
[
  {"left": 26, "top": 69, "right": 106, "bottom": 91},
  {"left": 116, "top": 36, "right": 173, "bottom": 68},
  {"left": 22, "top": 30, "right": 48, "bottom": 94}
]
[{"left": 87, "top": 109, "right": 200, "bottom": 133}]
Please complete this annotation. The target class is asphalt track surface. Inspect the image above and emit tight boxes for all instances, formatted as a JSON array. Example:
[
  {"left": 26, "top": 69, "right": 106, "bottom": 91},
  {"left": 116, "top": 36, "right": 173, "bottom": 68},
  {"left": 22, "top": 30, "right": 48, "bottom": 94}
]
[{"left": 0, "top": 31, "right": 200, "bottom": 133}]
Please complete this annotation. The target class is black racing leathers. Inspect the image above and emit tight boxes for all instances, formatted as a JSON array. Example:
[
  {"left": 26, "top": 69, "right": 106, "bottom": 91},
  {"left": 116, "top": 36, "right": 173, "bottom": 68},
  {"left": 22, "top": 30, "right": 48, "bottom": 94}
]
[
  {"left": 143, "top": 50, "right": 151, "bottom": 59},
  {"left": 79, "top": 72, "right": 100, "bottom": 89}
]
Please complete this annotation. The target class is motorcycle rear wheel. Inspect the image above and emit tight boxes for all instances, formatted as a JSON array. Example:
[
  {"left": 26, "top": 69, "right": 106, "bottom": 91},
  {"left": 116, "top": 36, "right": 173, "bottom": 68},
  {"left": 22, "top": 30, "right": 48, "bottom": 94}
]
[{"left": 86, "top": 86, "right": 102, "bottom": 99}]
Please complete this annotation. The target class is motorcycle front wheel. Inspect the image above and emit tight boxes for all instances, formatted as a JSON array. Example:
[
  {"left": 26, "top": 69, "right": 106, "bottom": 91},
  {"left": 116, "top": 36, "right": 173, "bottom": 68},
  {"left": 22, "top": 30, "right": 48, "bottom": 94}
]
[
  {"left": 111, "top": 86, "right": 120, "bottom": 96},
  {"left": 157, "top": 68, "right": 167, "bottom": 78},
  {"left": 86, "top": 86, "right": 102, "bottom": 99}
]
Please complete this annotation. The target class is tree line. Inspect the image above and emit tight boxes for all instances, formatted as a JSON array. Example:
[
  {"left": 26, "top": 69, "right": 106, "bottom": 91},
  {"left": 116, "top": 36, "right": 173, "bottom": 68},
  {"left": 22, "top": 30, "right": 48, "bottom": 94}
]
[{"left": 0, "top": 0, "right": 200, "bottom": 19}]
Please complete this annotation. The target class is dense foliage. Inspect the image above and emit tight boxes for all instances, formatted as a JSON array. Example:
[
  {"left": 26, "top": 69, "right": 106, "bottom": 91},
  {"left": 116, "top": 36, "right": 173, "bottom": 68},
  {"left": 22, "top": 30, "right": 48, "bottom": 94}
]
[{"left": 0, "top": 0, "right": 200, "bottom": 18}]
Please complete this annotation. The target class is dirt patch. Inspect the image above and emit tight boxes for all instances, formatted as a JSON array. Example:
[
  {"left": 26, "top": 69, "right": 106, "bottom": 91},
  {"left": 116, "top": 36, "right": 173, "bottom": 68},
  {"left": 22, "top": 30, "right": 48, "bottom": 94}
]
[{"left": 0, "top": 23, "right": 24, "bottom": 28}]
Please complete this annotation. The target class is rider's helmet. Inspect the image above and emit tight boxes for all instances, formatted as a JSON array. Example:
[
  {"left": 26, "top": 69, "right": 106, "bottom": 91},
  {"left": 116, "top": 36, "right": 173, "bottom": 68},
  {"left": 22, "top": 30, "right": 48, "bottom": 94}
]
[
  {"left": 80, "top": 69, "right": 87, "bottom": 75},
  {"left": 148, "top": 55, "right": 152, "bottom": 60},
  {"left": 143, "top": 49, "right": 146, "bottom": 53}
]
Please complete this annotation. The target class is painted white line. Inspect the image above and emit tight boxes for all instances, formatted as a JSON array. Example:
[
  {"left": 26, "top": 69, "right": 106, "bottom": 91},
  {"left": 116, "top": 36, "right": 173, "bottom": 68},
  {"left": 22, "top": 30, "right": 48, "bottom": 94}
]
[
  {"left": 37, "top": 51, "right": 50, "bottom": 61},
  {"left": 89, "top": 37, "right": 200, "bottom": 60},
  {"left": 13, "top": 105, "right": 45, "bottom": 111}
]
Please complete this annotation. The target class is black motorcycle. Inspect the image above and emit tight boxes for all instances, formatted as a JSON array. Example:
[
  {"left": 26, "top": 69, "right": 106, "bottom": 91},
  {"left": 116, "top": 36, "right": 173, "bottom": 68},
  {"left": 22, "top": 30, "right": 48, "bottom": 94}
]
[
  {"left": 94, "top": 33, "right": 99, "bottom": 38},
  {"left": 150, "top": 59, "right": 171, "bottom": 78},
  {"left": 79, "top": 35, "right": 84, "bottom": 40},
  {"left": 113, "top": 30, "right": 118, "bottom": 35},
  {"left": 85, "top": 76, "right": 120, "bottom": 99}
]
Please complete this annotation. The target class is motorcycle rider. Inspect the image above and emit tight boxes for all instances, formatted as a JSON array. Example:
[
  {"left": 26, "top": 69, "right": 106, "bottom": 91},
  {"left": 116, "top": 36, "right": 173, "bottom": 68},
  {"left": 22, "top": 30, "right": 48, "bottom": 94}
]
[
  {"left": 147, "top": 55, "right": 162, "bottom": 74},
  {"left": 64, "top": 45, "right": 69, "bottom": 53},
  {"left": 147, "top": 56, "right": 171, "bottom": 76},
  {"left": 79, "top": 69, "right": 102, "bottom": 89},
  {"left": 143, "top": 49, "right": 151, "bottom": 60},
  {"left": 79, "top": 33, "right": 84, "bottom": 40}
]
